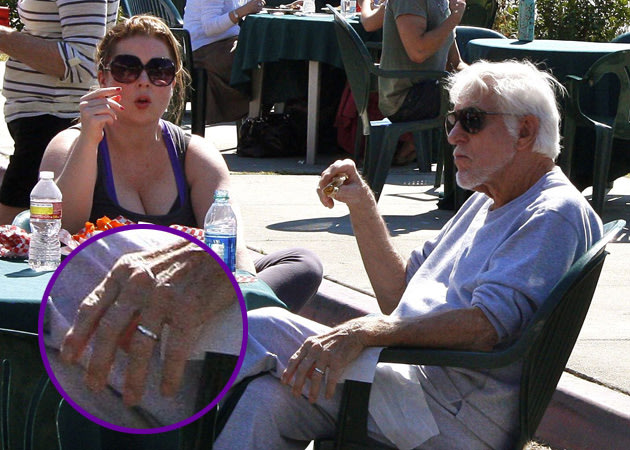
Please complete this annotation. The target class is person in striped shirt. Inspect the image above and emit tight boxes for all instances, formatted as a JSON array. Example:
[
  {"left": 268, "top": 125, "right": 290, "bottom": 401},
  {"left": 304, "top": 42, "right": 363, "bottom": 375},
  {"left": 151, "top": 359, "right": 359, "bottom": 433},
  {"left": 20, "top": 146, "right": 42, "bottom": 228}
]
[{"left": 0, "top": 0, "right": 119, "bottom": 225}]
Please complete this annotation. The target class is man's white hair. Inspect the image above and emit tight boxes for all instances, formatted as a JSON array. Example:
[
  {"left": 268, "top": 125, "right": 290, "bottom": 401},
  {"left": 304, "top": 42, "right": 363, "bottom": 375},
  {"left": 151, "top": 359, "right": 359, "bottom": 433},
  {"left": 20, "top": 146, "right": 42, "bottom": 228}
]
[{"left": 447, "top": 60, "right": 566, "bottom": 160}]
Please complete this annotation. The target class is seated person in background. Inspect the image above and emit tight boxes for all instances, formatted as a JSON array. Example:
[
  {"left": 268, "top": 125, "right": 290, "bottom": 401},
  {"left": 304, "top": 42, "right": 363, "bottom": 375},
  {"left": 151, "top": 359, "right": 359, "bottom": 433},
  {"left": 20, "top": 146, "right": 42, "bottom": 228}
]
[
  {"left": 0, "top": 0, "right": 118, "bottom": 225},
  {"left": 379, "top": 0, "right": 467, "bottom": 164},
  {"left": 183, "top": 0, "right": 265, "bottom": 124},
  {"left": 337, "top": 0, "right": 417, "bottom": 165},
  {"left": 40, "top": 15, "right": 322, "bottom": 313},
  {"left": 213, "top": 60, "right": 603, "bottom": 449}
]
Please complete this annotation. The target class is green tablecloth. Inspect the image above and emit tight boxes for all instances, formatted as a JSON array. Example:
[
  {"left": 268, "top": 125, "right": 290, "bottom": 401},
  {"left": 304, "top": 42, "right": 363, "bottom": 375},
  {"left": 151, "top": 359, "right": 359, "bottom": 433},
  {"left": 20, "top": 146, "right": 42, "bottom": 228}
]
[
  {"left": 467, "top": 39, "right": 630, "bottom": 80},
  {"left": 0, "top": 260, "right": 284, "bottom": 334},
  {"left": 0, "top": 259, "right": 52, "bottom": 333},
  {"left": 231, "top": 12, "right": 380, "bottom": 102}
]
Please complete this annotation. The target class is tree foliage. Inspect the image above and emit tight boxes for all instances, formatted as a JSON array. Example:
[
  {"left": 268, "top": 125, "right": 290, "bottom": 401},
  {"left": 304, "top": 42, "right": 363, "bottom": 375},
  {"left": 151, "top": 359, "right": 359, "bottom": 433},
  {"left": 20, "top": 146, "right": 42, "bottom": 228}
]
[{"left": 494, "top": 0, "right": 630, "bottom": 42}]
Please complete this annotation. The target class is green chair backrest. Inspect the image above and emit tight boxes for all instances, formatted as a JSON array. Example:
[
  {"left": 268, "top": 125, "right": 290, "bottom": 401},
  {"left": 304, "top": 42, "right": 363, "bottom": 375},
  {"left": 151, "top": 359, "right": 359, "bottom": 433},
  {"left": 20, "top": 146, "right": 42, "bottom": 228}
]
[
  {"left": 460, "top": 0, "right": 498, "bottom": 29},
  {"left": 612, "top": 31, "right": 630, "bottom": 43},
  {"left": 330, "top": 7, "right": 376, "bottom": 136},
  {"left": 514, "top": 219, "right": 624, "bottom": 447},
  {"left": 170, "top": 0, "right": 186, "bottom": 18},
  {"left": 580, "top": 49, "right": 630, "bottom": 140},
  {"left": 120, "top": 0, "right": 184, "bottom": 28}
]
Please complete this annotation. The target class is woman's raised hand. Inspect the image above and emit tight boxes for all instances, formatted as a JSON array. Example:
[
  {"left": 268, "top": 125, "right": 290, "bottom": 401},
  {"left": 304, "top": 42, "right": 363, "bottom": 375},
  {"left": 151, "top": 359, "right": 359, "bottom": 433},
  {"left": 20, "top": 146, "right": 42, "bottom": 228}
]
[{"left": 78, "top": 87, "right": 124, "bottom": 143}]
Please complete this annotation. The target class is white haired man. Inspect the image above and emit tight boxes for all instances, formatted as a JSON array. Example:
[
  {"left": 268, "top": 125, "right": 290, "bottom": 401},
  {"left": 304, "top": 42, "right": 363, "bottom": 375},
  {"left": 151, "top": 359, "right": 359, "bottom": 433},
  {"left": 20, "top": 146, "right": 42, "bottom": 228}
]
[{"left": 214, "top": 60, "right": 603, "bottom": 449}]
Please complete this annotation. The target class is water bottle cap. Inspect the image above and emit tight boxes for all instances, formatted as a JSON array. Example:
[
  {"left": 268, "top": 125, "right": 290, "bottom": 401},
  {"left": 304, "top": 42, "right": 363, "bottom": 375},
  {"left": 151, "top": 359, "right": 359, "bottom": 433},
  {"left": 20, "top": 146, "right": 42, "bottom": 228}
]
[
  {"left": 39, "top": 171, "right": 54, "bottom": 179},
  {"left": 214, "top": 189, "right": 229, "bottom": 200}
]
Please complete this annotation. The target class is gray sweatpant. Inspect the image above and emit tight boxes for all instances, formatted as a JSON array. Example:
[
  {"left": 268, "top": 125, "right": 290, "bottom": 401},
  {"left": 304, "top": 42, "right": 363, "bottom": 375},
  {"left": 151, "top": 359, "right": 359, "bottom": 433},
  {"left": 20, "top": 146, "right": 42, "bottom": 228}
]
[
  {"left": 213, "top": 307, "right": 490, "bottom": 450},
  {"left": 213, "top": 307, "right": 390, "bottom": 449}
]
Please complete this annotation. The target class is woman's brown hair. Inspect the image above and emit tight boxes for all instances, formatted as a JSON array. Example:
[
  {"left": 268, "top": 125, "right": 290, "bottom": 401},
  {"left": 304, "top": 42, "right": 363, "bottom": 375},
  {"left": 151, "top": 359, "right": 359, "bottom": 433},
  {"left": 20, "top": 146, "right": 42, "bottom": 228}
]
[{"left": 96, "top": 15, "right": 190, "bottom": 121}]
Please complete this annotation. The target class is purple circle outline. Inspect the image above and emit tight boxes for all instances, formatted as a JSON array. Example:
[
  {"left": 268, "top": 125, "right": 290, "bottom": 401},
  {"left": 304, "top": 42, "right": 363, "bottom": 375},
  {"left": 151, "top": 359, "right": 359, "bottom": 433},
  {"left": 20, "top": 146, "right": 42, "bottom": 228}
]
[{"left": 37, "top": 223, "right": 248, "bottom": 434}]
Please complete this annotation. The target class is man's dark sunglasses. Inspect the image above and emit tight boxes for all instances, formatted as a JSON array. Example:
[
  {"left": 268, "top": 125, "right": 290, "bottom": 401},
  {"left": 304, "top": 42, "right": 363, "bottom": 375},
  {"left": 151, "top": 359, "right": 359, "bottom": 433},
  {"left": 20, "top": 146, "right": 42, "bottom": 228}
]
[
  {"left": 102, "top": 54, "right": 176, "bottom": 86},
  {"left": 445, "top": 107, "right": 514, "bottom": 134}
]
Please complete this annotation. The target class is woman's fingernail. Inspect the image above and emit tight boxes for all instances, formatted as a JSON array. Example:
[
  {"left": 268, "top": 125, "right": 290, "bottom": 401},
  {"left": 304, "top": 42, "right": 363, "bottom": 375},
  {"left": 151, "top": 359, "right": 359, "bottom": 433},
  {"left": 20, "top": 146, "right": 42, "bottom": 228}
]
[{"left": 112, "top": 95, "right": 122, "bottom": 102}]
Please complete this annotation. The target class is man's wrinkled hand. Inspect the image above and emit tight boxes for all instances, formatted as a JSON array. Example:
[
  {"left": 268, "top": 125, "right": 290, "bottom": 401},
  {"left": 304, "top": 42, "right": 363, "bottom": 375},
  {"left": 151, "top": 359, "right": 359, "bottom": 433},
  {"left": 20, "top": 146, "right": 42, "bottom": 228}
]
[{"left": 60, "top": 239, "right": 237, "bottom": 406}]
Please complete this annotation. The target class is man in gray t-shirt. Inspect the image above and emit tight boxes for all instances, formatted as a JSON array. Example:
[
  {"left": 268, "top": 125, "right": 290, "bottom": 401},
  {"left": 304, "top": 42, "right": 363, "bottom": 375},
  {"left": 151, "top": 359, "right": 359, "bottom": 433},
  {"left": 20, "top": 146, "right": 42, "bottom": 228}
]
[{"left": 379, "top": 0, "right": 466, "bottom": 121}]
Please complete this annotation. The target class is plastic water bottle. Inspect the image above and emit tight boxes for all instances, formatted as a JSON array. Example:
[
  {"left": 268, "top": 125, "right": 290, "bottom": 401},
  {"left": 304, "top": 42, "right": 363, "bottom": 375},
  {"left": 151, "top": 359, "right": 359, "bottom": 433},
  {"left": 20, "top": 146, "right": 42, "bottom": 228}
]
[
  {"left": 28, "top": 171, "right": 62, "bottom": 271},
  {"left": 302, "top": 0, "right": 316, "bottom": 14},
  {"left": 342, "top": 0, "right": 356, "bottom": 16},
  {"left": 518, "top": 0, "right": 536, "bottom": 42},
  {"left": 204, "top": 190, "right": 237, "bottom": 273}
]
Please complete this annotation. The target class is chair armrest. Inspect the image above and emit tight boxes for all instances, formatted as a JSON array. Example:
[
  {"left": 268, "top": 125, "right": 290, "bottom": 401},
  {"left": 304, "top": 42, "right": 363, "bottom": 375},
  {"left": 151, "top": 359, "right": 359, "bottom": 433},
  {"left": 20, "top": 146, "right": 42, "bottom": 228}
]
[
  {"left": 564, "top": 75, "right": 614, "bottom": 130},
  {"left": 378, "top": 345, "right": 523, "bottom": 369}
]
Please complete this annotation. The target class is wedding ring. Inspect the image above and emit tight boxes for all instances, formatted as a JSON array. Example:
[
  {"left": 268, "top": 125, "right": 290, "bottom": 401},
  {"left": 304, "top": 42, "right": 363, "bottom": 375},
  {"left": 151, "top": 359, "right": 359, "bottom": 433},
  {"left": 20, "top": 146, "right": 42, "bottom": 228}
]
[
  {"left": 313, "top": 367, "right": 325, "bottom": 376},
  {"left": 136, "top": 324, "right": 159, "bottom": 341}
]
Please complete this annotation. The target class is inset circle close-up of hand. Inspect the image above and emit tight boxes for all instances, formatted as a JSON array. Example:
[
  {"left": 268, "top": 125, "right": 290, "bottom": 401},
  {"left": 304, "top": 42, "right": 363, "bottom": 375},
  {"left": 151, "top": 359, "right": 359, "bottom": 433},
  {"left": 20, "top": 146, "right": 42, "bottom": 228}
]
[{"left": 39, "top": 225, "right": 247, "bottom": 433}]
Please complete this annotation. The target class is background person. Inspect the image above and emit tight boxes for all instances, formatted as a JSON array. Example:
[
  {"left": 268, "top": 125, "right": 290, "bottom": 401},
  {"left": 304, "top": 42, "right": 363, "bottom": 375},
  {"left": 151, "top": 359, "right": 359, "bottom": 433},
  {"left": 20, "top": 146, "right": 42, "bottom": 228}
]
[
  {"left": 183, "top": 0, "right": 265, "bottom": 124},
  {"left": 213, "top": 60, "right": 603, "bottom": 449},
  {"left": 379, "top": 0, "right": 467, "bottom": 164},
  {"left": 0, "top": 0, "right": 119, "bottom": 225},
  {"left": 358, "top": 0, "right": 386, "bottom": 32},
  {"left": 40, "top": 15, "right": 322, "bottom": 312}
]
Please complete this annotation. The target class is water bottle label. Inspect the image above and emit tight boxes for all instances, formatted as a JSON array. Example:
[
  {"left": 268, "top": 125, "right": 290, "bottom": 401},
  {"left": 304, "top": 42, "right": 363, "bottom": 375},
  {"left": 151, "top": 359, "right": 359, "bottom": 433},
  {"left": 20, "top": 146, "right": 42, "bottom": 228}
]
[
  {"left": 30, "top": 201, "right": 62, "bottom": 220},
  {"left": 341, "top": 0, "right": 356, "bottom": 16},
  {"left": 204, "top": 234, "right": 236, "bottom": 272}
]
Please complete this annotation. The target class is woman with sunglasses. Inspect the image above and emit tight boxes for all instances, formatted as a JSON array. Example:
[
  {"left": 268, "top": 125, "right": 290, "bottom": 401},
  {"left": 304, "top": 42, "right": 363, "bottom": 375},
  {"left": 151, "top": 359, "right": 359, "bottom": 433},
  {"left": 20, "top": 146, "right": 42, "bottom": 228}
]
[
  {"left": 0, "top": 0, "right": 118, "bottom": 226},
  {"left": 41, "top": 15, "right": 323, "bottom": 313}
]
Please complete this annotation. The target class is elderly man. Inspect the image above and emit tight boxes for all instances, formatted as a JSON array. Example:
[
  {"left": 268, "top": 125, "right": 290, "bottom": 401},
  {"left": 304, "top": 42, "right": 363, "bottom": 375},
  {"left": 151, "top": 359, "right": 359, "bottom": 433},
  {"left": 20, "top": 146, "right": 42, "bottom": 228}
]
[{"left": 214, "top": 60, "right": 602, "bottom": 449}]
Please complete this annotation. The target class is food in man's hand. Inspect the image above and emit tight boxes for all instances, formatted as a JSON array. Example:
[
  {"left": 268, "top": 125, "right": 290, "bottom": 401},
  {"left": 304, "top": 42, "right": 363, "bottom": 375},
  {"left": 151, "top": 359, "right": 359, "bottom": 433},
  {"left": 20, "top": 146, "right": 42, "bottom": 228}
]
[{"left": 323, "top": 174, "right": 348, "bottom": 198}]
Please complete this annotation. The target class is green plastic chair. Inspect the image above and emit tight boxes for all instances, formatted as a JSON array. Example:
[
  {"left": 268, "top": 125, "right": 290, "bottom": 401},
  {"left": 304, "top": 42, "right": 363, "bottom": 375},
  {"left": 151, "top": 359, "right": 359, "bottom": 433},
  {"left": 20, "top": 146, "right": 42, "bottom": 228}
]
[
  {"left": 1, "top": 327, "right": 234, "bottom": 450},
  {"left": 121, "top": 0, "right": 183, "bottom": 27},
  {"left": 120, "top": 0, "right": 208, "bottom": 137},
  {"left": 562, "top": 50, "right": 630, "bottom": 216},
  {"left": 611, "top": 31, "right": 630, "bottom": 43},
  {"left": 460, "top": 0, "right": 498, "bottom": 29},
  {"left": 314, "top": 219, "right": 625, "bottom": 450},
  {"left": 329, "top": 5, "right": 450, "bottom": 201}
]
